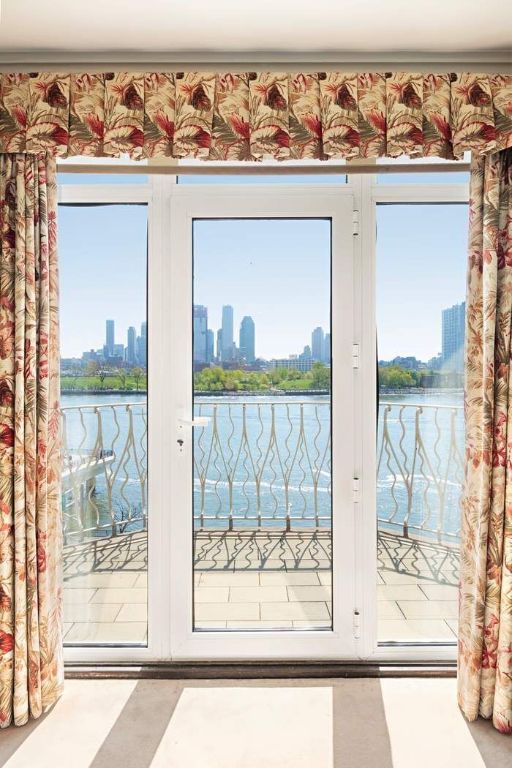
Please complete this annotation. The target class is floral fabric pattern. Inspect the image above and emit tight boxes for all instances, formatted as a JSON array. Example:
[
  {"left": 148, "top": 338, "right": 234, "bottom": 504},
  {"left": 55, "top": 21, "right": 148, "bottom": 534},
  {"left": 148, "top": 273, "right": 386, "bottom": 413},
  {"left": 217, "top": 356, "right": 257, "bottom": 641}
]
[
  {"left": 459, "top": 148, "right": 512, "bottom": 734},
  {"left": 0, "top": 71, "right": 510, "bottom": 160},
  {"left": 0, "top": 154, "right": 63, "bottom": 727}
]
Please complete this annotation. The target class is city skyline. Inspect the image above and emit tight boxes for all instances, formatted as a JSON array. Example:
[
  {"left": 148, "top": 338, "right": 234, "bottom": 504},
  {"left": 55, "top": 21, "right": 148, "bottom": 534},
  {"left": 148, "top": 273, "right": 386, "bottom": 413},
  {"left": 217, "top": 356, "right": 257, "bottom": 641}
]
[{"left": 59, "top": 203, "right": 466, "bottom": 361}]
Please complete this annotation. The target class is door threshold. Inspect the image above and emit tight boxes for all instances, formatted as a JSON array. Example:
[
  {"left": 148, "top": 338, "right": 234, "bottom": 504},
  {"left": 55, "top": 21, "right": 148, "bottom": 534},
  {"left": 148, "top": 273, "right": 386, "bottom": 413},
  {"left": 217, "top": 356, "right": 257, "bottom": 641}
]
[{"left": 65, "top": 660, "right": 456, "bottom": 679}]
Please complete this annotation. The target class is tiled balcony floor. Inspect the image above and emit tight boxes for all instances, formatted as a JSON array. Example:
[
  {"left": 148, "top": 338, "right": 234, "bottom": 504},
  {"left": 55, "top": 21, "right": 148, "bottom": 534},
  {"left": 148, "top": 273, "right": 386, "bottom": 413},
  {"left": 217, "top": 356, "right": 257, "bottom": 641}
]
[{"left": 63, "top": 530, "right": 459, "bottom": 644}]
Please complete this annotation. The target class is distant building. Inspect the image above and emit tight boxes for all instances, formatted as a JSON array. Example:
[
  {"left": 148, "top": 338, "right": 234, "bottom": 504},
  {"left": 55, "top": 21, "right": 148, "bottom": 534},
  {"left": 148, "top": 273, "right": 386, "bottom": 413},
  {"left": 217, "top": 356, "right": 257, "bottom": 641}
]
[
  {"left": 323, "top": 333, "right": 331, "bottom": 364},
  {"left": 271, "top": 357, "right": 314, "bottom": 372},
  {"left": 239, "top": 316, "right": 255, "bottom": 363},
  {"left": 193, "top": 305, "right": 208, "bottom": 363},
  {"left": 311, "top": 327, "right": 324, "bottom": 361},
  {"left": 206, "top": 329, "right": 214, "bottom": 363},
  {"left": 221, "top": 305, "right": 234, "bottom": 362},
  {"left": 127, "top": 326, "right": 137, "bottom": 365},
  {"left": 136, "top": 321, "right": 147, "bottom": 368},
  {"left": 300, "top": 345, "right": 312, "bottom": 360},
  {"left": 442, "top": 302, "right": 465, "bottom": 373},
  {"left": 105, "top": 319, "right": 115, "bottom": 357}
]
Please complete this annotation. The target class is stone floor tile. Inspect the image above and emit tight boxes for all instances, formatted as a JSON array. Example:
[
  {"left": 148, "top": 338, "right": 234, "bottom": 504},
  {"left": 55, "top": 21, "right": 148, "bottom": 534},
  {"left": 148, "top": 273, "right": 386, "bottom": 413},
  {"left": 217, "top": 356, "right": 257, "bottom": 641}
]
[
  {"left": 63, "top": 603, "right": 122, "bottom": 623},
  {"left": 65, "top": 622, "right": 147, "bottom": 644},
  {"left": 194, "top": 587, "right": 230, "bottom": 603},
  {"left": 63, "top": 588, "right": 96, "bottom": 604},
  {"left": 64, "top": 572, "right": 140, "bottom": 589},
  {"left": 90, "top": 587, "right": 147, "bottom": 604},
  {"left": 200, "top": 572, "right": 260, "bottom": 586},
  {"left": 229, "top": 586, "right": 287, "bottom": 603},
  {"left": 377, "top": 584, "right": 427, "bottom": 601},
  {"left": 260, "top": 572, "right": 320, "bottom": 586},
  {"left": 397, "top": 600, "right": 458, "bottom": 620},
  {"left": 287, "top": 585, "right": 331, "bottom": 602},
  {"left": 260, "top": 601, "right": 330, "bottom": 621},
  {"left": 378, "top": 619, "right": 457, "bottom": 642},
  {"left": 116, "top": 603, "right": 148, "bottom": 622},
  {"left": 378, "top": 600, "right": 404, "bottom": 620},
  {"left": 418, "top": 584, "right": 459, "bottom": 600},
  {"left": 195, "top": 602, "right": 260, "bottom": 621}
]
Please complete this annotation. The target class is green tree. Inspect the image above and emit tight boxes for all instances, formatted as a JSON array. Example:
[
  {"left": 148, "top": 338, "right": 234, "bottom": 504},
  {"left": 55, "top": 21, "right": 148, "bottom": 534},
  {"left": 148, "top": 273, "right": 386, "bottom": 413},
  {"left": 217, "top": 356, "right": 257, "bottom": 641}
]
[{"left": 132, "top": 367, "right": 143, "bottom": 391}]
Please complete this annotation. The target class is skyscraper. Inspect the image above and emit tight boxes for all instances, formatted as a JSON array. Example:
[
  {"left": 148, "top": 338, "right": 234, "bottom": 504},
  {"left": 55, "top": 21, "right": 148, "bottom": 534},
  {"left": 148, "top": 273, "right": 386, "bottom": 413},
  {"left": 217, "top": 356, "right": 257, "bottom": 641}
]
[
  {"left": 136, "top": 321, "right": 147, "bottom": 368},
  {"left": 216, "top": 329, "right": 223, "bottom": 361},
  {"left": 311, "top": 327, "right": 324, "bottom": 361},
  {"left": 106, "top": 319, "right": 115, "bottom": 357},
  {"left": 206, "top": 329, "right": 214, "bottom": 363},
  {"left": 442, "top": 302, "right": 465, "bottom": 373},
  {"left": 239, "top": 316, "right": 255, "bottom": 363},
  {"left": 221, "top": 305, "right": 234, "bottom": 362},
  {"left": 193, "top": 305, "right": 208, "bottom": 363},
  {"left": 127, "top": 326, "right": 137, "bottom": 365},
  {"left": 323, "top": 333, "right": 331, "bottom": 364}
]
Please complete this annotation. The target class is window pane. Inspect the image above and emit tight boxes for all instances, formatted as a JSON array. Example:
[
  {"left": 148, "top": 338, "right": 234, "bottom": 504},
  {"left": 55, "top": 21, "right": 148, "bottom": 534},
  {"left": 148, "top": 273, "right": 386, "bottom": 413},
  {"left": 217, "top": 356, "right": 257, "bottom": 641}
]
[
  {"left": 59, "top": 204, "right": 148, "bottom": 646},
  {"left": 192, "top": 218, "right": 332, "bottom": 631},
  {"left": 376, "top": 203, "right": 466, "bottom": 644}
]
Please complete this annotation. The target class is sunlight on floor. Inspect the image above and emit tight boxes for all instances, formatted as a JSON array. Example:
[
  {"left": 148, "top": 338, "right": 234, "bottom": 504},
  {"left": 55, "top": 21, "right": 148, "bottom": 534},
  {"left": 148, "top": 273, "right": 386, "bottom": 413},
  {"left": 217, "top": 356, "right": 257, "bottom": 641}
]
[{"left": 1, "top": 679, "right": 509, "bottom": 768}]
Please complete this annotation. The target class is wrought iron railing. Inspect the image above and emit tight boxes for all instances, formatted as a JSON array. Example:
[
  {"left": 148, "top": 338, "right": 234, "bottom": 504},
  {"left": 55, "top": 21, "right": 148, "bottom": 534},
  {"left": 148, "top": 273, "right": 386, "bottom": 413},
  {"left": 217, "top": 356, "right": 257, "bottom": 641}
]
[
  {"left": 60, "top": 398, "right": 464, "bottom": 546},
  {"left": 377, "top": 401, "right": 464, "bottom": 544},
  {"left": 60, "top": 401, "right": 147, "bottom": 542}
]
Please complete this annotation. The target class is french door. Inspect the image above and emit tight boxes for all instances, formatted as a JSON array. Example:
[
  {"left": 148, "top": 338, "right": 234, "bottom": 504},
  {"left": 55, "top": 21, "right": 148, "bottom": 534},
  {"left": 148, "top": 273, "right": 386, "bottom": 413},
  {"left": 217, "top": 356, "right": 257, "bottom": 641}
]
[{"left": 166, "top": 187, "right": 357, "bottom": 659}]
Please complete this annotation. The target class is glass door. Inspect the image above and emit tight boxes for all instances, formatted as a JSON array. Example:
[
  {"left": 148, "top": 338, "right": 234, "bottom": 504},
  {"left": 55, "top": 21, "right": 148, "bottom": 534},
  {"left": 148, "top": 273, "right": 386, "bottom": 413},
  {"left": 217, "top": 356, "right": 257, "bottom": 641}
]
[{"left": 168, "top": 187, "right": 357, "bottom": 659}]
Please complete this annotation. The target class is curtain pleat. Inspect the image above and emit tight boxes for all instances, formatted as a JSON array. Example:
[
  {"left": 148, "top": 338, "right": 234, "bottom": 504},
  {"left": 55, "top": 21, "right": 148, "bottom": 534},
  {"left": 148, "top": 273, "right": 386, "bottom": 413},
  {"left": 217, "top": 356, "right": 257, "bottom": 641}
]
[
  {"left": 0, "top": 153, "right": 63, "bottom": 727},
  {"left": 0, "top": 71, "right": 510, "bottom": 161},
  {"left": 459, "top": 148, "right": 512, "bottom": 734}
]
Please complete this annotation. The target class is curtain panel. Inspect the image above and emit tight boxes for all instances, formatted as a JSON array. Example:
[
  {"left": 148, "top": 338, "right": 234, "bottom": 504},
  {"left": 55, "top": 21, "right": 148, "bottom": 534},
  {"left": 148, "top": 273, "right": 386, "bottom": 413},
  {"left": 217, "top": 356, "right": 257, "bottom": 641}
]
[
  {"left": 0, "top": 72, "right": 511, "bottom": 162},
  {"left": 459, "top": 148, "right": 512, "bottom": 734},
  {"left": 0, "top": 154, "right": 63, "bottom": 727}
]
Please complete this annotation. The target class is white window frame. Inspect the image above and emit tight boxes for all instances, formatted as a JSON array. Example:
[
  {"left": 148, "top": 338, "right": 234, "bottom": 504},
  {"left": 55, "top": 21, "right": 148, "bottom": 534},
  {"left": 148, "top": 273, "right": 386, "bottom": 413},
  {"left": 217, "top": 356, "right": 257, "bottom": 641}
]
[{"left": 58, "top": 167, "right": 469, "bottom": 664}]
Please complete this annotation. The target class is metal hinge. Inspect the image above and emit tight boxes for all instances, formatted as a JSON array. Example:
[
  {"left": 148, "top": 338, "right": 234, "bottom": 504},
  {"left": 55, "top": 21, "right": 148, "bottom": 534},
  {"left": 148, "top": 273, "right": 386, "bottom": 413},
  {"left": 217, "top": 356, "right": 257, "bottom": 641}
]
[
  {"left": 353, "top": 477, "right": 361, "bottom": 503},
  {"left": 352, "top": 209, "right": 360, "bottom": 236},
  {"left": 352, "top": 343, "right": 360, "bottom": 369},
  {"left": 353, "top": 609, "right": 361, "bottom": 639}
]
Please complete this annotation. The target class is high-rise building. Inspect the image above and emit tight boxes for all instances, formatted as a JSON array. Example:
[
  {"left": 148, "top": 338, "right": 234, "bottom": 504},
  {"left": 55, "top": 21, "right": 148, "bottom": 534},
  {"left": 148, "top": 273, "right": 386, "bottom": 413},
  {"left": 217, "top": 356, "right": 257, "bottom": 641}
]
[
  {"left": 311, "top": 327, "right": 324, "bottom": 361},
  {"left": 221, "top": 305, "right": 234, "bottom": 362},
  {"left": 442, "top": 302, "right": 465, "bottom": 373},
  {"left": 193, "top": 305, "right": 208, "bottom": 363},
  {"left": 136, "top": 321, "right": 147, "bottom": 368},
  {"left": 216, "top": 329, "right": 223, "bottom": 361},
  {"left": 127, "top": 326, "right": 137, "bottom": 365},
  {"left": 105, "top": 319, "right": 115, "bottom": 357},
  {"left": 239, "top": 316, "right": 255, "bottom": 363},
  {"left": 323, "top": 333, "right": 331, "bottom": 363},
  {"left": 206, "top": 329, "right": 214, "bottom": 363}
]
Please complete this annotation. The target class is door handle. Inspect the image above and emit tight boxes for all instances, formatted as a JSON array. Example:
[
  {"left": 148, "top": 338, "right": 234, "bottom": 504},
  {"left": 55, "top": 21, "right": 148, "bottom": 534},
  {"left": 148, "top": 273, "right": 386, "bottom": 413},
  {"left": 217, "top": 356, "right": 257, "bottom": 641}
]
[{"left": 178, "top": 416, "right": 210, "bottom": 427}]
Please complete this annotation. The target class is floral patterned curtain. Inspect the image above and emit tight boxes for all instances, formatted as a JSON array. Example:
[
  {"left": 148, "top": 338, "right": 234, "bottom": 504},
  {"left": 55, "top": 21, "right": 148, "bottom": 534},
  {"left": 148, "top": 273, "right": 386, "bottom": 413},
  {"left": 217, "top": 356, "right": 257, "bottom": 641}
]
[
  {"left": 0, "top": 72, "right": 511, "bottom": 161},
  {"left": 459, "top": 148, "right": 512, "bottom": 734},
  {"left": 0, "top": 154, "right": 63, "bottom": 727}
]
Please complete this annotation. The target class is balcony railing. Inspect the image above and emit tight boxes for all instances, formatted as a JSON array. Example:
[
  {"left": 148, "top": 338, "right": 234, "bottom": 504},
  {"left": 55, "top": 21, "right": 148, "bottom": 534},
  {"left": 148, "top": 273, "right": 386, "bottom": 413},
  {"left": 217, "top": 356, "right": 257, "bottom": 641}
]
[
  {"left": 61, "top": 402, "right": 147, "bottom": 543},
  {"left": 60, "top": 397, "right": 464, "bottom": 546}
]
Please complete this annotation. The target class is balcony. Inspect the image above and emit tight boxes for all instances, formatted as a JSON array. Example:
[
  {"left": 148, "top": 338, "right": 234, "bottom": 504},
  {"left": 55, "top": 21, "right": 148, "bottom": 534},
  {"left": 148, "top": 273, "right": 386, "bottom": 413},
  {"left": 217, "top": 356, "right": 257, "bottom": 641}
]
[{"left": 61, "top": 398, "right": 461, "bottom": 644}]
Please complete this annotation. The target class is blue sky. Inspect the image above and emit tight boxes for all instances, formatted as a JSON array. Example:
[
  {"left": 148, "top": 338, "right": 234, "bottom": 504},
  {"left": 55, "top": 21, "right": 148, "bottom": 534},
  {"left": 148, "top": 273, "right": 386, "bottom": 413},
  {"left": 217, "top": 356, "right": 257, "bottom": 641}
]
[{"left": 59, "top": 178, "right": 468, "bottom": 362}]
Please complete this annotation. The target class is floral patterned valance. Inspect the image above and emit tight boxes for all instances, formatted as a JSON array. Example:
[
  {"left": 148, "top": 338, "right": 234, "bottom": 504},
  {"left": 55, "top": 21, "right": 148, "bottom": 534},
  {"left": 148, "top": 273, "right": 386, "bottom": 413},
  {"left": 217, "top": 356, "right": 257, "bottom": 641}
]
[{"left": 1, "top": 71, "right": 511, "bottom": 161}]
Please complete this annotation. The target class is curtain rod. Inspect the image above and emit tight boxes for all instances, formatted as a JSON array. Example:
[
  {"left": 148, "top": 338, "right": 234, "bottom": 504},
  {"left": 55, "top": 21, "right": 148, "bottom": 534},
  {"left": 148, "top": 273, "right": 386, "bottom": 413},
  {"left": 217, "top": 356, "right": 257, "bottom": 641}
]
[{"left": 56, "top": 162, "right": 471, "bottom": 176}]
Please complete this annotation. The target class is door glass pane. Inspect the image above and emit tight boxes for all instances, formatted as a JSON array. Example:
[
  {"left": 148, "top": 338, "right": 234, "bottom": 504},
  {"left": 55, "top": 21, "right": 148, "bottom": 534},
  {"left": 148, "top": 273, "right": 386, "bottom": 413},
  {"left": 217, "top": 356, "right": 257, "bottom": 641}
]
[
  {"left": 192, "top": 219, "right": 332, "bottom": 631},
  {"left": 376, "top": 203, "right": 466, "bottom": 643},
  {"left": 59, "top": 204, "right": 148, "bottom": 645}
]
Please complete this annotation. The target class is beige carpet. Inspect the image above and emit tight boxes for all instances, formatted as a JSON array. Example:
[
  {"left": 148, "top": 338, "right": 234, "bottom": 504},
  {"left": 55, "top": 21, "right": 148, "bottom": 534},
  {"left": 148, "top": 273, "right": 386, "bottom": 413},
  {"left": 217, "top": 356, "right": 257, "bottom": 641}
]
[{"left": 0, "top": 678, "right": 509, "bottom": 768}]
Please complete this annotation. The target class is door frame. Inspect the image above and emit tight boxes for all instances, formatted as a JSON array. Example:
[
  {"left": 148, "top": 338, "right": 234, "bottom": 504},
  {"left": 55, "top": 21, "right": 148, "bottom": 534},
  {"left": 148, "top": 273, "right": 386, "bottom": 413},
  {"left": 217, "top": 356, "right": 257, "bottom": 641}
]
[{"left": 167, "top": 185, "right": 358, "bottom": 660}]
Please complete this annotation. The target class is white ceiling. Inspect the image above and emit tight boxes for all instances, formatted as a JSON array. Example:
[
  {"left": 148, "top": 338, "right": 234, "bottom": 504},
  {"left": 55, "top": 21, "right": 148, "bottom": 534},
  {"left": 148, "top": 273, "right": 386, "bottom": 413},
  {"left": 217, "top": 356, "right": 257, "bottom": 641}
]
[{"left": 0, "top": 0, "right": 510, "bottom": 61}]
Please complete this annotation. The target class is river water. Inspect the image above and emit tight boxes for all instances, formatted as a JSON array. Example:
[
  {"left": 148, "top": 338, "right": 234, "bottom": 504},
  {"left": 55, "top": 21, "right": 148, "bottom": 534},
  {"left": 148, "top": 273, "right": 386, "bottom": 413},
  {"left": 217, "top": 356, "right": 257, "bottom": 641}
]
[{"left": 61, "top": 390, "right": 464, "bottom": 542}]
